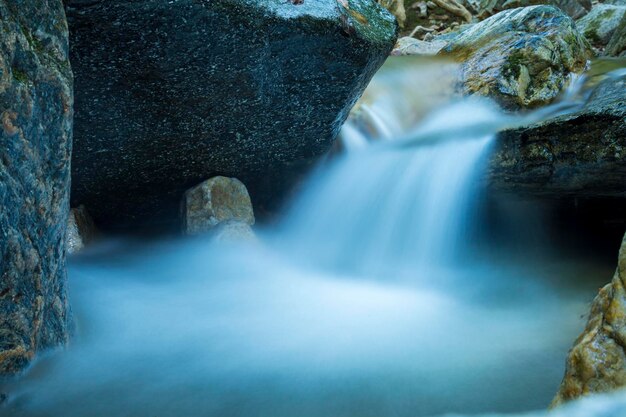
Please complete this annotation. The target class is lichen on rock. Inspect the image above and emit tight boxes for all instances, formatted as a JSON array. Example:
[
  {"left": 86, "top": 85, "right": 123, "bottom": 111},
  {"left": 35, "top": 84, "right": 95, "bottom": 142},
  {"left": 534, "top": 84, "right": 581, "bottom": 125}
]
[
  {"left": 0, "top": 0, "right": 73, "bottom": 375},
  {"left": 576, "top": 4, "right": 626, "bottom": 51},
  {"left": 440, "top": 6, "right": 592, "bottom": 109}
]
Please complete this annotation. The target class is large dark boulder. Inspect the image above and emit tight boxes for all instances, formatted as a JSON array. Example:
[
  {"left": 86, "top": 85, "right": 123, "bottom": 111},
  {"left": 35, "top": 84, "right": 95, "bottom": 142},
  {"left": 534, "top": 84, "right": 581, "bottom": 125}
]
[
  {"left": 488, "top": 74, "right": 626, "bottom": 198},
  {"left": 0, "top": 0, "right": 72, "bottom": 375},
  {"left": 66, "top": 0, "right": 397, "bottom": 230}
]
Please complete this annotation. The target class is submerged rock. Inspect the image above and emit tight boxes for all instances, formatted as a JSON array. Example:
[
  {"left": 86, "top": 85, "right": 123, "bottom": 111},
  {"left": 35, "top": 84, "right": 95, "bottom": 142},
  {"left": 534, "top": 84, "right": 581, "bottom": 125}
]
[
  {"left": 66, "top": 206, "right": 98, "bottom": 255},
  {"left": 489, "top": 74, "right": 626, "bottom": 197},
  {"left": 0, "top": 0, "right": 72, "bottom": 375},
  {"left": 440, "top": 6, "right": 591, "bottom": 109},
  {"left": 552, "top": 231, "right": 626, "bottom": 406},
  {"left": 576, "top": 4, "right": 626, "bottom": 51},
  {"left": 66, "top": 0, "right": 397, "bottom": 230},
  {"left": 182, "top": 176, "right": 255, "bottom": 236}
]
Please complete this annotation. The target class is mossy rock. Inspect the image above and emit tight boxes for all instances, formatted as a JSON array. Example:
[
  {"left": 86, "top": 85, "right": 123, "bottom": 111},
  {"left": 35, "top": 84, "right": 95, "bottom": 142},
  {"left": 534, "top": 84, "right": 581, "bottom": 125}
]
[
  {"left": 440, "top": 5, "right": 592, "bottom": 108},
  {"left": 576, "top": 4, "right": 626, "bottom": 48}
]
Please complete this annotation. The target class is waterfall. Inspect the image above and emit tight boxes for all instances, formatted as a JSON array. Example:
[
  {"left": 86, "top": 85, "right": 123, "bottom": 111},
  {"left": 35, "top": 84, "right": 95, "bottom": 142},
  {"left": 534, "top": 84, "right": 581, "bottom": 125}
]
[
  {"left": 0, "top": 59, "right": 618, "bottom": 417},
  {"left": 281, "top": 100, "right": 497, "bottom": 277}
]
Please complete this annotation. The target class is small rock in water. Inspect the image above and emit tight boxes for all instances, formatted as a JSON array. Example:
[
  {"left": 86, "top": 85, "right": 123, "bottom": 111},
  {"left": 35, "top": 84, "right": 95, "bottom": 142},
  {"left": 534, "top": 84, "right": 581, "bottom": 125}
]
[
  {"left": 66, "top": 205, "right": 98, "bottom": 255},
  {"left": 181, "top": 176, "right": 255, "bottom": 237},
  {"left": 440, "top": 5, "right": 591, "bottom": 108},
  {"left": 552, "top": 231, "right": 626, "bottom": 406}
]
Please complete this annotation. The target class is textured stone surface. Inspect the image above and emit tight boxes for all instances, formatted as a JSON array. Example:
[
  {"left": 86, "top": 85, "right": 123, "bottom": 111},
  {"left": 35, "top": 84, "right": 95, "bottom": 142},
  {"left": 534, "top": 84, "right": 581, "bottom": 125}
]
[
  {"left": 440, "top": 6, "right": 591, "bottom": 109},
  {"left": 488, "top": 75, "right": 626, "bottom": 197},
  {"left": 605, "top": 11, "right": 626, "bottom": 56},
  {"left": 576, "top": 4, "right": 626, "bottom": 49},
  {"left": 182, "top": 176, "right": 255, "bottom": 236},
  {"left": 391, "top": 36, "right": 447, "bottom": 55},
  {"left": 551, "top": 231, "right": 626, "bottom": 406},
  {"left": 66, "top": 0, "right": 397, "bottom": 230},
  {"left": 501, "top": 0, "right": 591, "bottom": 19},
  {"left": 0, "top": 0, "right": 72, "bottom": 375},
  {"left": 66, "top": 205, "right": 97, "bottom": 255}
]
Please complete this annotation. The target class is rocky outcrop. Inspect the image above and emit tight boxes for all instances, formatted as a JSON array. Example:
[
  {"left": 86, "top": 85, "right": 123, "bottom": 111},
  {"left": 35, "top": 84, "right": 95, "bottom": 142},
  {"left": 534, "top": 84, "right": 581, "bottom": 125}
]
[
  {"left": 0, "top": 0, "right": 72, "bottom": 375},
  {"left": 577, "top": 4, "right": 626, "bottom": 52},
  {"left": 606, "top": 13, "right": 626, "bottom": 56},
  {"left": 440, "top": 6, "right": 591, "bottom": 109},
  {"left": 551, "top": 231, "right": 626, "bottom": 406},
  {"left": 66, "top": 206, "right": 97, "bottom": 255},
  {"left": 488, "top": 74, "right": 625, "bottom": 198},
  {"left": 66, "top": 0, "right": 397, "bottom": 230},
  {"left": 182, "top": 176, "right": 255, "bottom": 237}
]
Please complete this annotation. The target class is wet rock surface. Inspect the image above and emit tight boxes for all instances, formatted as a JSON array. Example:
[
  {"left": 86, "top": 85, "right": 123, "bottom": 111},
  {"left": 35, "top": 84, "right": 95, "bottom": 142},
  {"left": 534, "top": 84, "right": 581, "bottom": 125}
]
[
  {"left": 0, "top": 0, "right": 73, "bottom": 375},
  {"left": 489, "top": 75, "right": 626, "bottom": 197},
  {"left": 182, "top": 176, "right": 255, "bottom": 236},
  {"left": 577, "top": 4, "right": 626, "bottom": 51},
  {"left": 551, "top": 231, "right": 626, "bottom": 406},
  {"left": 440, "top": 6, "right": 591, "bottom": 109},
  {"left": 66, "top": 0, "right": 397, "bottom": 230},
  {"left": 391, "top": 36, "right": 448, "bottom": 55},
  {"left": 500, "top": 0, "right": 591, "bottom": 19},
  {"left": 606, "top": 13, "right": 626, "bottom": 56},
  {"left": 66, "top": 206, "right": 97, "bottom": 255}
]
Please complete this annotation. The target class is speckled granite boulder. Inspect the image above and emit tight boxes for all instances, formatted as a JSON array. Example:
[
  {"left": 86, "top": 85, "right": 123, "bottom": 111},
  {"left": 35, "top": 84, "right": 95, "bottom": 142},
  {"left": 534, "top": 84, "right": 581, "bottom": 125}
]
[
  {"left": 488, "top": 74, "right": 626, "bottom": 198},
  {"left": 66, "top": 0, "right": 397, "bottom": 230},
  {"left": 551, "top": 231, "right": 626, "bottom": 406},
  {"left": 440, "top": 6, "right": 591, "bottom": 109},
  {"left": 182, "top": 176, "right": 254, "bottom": 236},
  {"left": 0, "top": 0, "right": 73, "bottom": 375}
]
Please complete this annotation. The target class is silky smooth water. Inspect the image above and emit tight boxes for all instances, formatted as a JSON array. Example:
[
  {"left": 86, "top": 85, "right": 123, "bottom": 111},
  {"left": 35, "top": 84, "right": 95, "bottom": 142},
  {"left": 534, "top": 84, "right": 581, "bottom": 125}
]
[{"left": 1, "top": 58, "right": 623, "bottom": 417}]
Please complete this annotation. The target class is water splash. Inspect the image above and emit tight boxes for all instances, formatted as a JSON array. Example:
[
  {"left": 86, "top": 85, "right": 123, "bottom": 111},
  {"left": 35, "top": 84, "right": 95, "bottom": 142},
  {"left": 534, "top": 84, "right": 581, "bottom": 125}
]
[{"left": 281, "top": 100, "right": 497, "bottom": 275}]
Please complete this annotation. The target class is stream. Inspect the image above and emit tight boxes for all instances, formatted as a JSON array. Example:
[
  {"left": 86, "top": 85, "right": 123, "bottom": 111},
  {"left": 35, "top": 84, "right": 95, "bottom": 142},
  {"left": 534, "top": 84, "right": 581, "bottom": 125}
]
[{"left": 1, "top": 57, "right": 624, "bottom": 417}]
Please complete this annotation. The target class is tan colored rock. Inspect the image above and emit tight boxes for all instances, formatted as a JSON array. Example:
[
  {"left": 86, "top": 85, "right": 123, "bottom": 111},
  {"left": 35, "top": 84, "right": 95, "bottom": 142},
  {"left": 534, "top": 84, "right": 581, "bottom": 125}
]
[
  {"left": 391, "top": 36, "right": 448, "bottom": 55},
  {"left": 181, "top": 176, "right": 255, "bottom": 236},
  {"left": 552, "top": 231, "right": 626, "bottom": 407},
  {"left": 66, "top": 205, "right": 98, "bottom": 255},
  {"left": 439, "top": 6, "right": 591, "bottom": 109}
]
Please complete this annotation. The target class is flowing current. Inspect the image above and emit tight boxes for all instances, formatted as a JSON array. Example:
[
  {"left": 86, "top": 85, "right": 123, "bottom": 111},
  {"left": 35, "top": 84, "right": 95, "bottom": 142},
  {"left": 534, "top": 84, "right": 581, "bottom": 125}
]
[{"left": 1, "top": 58, "right": 623, "bottom": 417}]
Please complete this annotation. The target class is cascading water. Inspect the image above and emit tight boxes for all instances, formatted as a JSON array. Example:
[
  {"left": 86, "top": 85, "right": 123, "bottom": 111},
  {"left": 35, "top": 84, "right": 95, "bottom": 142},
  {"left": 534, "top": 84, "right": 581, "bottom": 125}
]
[
  {"left": 0, "top": 58, "right": 622, "bottom": 417},
  {"left": 281, "top": 100, "right": 496, "bottom": 275}
]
